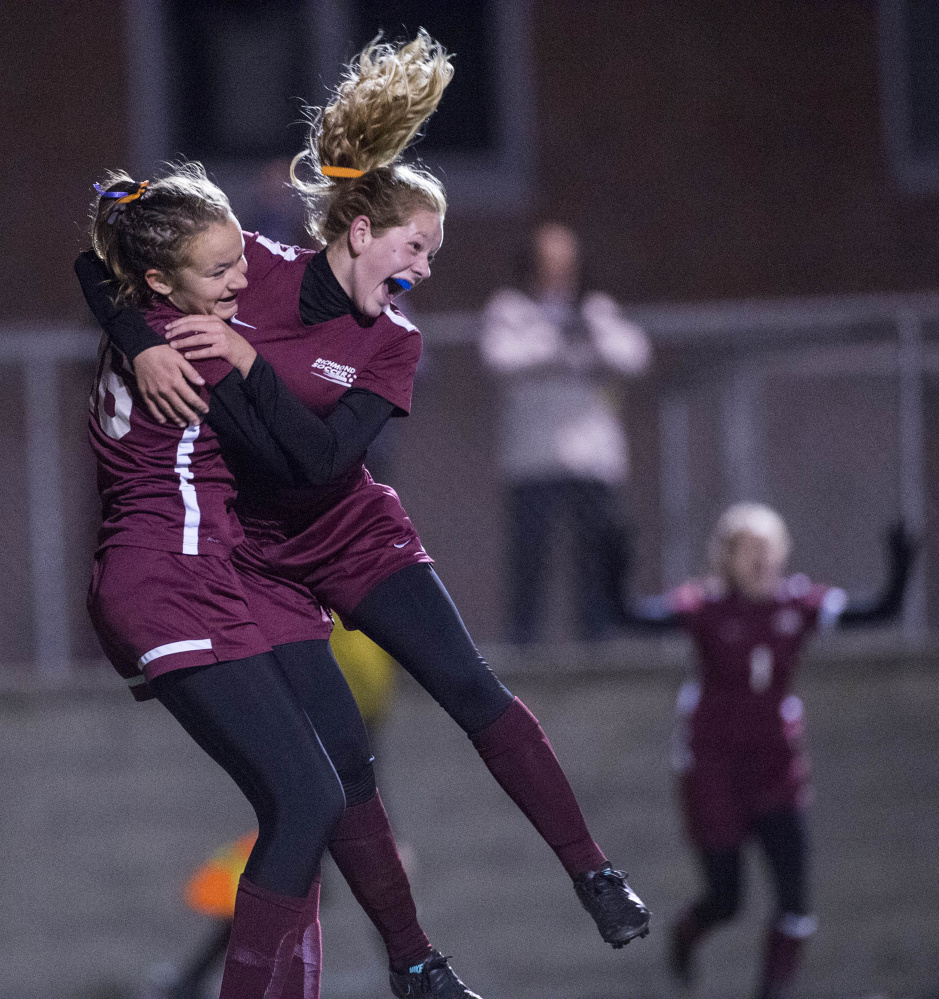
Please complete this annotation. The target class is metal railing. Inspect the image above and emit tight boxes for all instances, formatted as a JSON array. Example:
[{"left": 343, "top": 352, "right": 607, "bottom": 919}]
[{"left": 5, "top": 288, "right": 939, "bottom": 673}]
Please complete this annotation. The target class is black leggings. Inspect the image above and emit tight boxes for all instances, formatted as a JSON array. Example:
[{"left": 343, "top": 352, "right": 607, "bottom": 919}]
[
  {"left": 346, "top": 562, "right": 514, "bottom": 735},
  {"left": 271, "top": 639, "right": 378, "bottom": 807},
  {"left": 693, "top": 809, "right": 810, "bottom": 927},
  {"left": 151, "top": 652, "right": 346, "bottom": 898},
  {"left": 264, "top": 564, "right": 514, "bottom": 805}
]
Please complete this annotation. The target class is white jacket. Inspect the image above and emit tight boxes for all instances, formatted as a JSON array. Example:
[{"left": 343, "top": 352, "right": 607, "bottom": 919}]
[{"left": 481, "top": 289, "right": 651, "bottom": 483}]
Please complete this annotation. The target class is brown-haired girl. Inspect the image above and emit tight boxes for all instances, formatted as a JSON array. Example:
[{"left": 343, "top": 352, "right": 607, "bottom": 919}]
[
  {"left": 78, "top": 32, "right": 651, "bottom": 996},
  {"left": 84, "top": 165, "right": 348, "bottom": 999},
  {"left": 623, "top": 503, "right": 914, "bottom": 999}
]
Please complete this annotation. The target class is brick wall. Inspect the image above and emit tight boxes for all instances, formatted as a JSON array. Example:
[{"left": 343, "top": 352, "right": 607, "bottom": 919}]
[{"left": 6, "top": 2, "right": 939, "bottom": 323}]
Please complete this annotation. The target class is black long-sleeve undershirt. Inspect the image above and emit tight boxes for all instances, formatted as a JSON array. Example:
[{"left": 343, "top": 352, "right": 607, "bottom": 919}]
[
  {"left": 210, "top": 362, "right": 395, "bottom": 489},
  {"left": 74, "top": 250, "right": 395, "bottom": 489},
  {"left": 621, "top": 534, "right": 914, "bottom": 632}
]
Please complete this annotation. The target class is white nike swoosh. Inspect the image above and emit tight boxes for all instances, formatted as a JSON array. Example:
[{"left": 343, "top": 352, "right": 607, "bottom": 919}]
[
  {"left": 393, "top": 539, "right": 412, "bottom": 548},
  {"left": 231, "top": 317, "right": 257, "bottom": 329}
]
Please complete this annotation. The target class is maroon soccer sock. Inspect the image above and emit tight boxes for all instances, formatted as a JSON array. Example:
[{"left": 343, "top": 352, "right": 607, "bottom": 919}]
[
  {"left": 219, "top": 876, "right": 305, "bottom": 999},
  {"left": 281, "top": 874, "right": 322, "bottom": 999},
  {"left": 328, "top": 792, "right": 432, "bottom": 972},
  {"left": 757, "top": 918, "right": 813, "bottom": 999},
  {"left": 470, "top": 696, "right": 607, "bottom": 877}
]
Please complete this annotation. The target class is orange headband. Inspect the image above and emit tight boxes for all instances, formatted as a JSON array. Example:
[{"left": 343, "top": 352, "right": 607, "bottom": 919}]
[
  {"left": 113, "top": 180, "right": 150, "bottom": 204},
  {"left": 321, "top": 165, "right": 365, "bottom": 179}
]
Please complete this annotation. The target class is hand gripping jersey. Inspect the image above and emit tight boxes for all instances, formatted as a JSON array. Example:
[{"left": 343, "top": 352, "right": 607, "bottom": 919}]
[{"left": 88, "top": 303, "right": 240, "bottom": 558}]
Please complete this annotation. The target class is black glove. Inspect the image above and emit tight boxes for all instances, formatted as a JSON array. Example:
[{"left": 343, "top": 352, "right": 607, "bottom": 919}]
[{"left": 886, "top": 519, "right": 917, "bottom": 576}]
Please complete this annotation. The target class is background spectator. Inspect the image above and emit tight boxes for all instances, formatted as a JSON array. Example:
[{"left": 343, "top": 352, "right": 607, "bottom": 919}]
[{"left": 481, "top": 222, "right": 651, "bottom": 643}]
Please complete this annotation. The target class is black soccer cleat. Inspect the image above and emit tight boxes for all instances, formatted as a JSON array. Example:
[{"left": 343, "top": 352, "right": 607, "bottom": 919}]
[
  {"left": 389, "top": 949, "right": 485, "bottom": 999},
  {"left": 573, "top": 864, "right": 651, "bottom": 948}
]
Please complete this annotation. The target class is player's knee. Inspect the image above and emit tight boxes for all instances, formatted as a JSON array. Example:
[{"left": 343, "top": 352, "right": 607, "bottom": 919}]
[
  {"left": 337, "top": 757, "right": 377, "bottom": 807},
  {"left": 447, "top": 673, "right": 515, "bottom": 734},
  {"left": 322, "top": 769, "right": 348, "bottom": 829},
  {"left": 277, "top": 751, "right": 347, "bottom": 835},
  {"left": 315, "top": 723, "right": 375, "bottom": 797}
]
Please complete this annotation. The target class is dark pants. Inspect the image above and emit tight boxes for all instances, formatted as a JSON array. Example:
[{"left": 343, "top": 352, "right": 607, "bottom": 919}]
[
  {"left": 507, "top": 479, "right": 629, "bottom": 643},
  {"left": 693, "top": 809, "right": 811, "bottom": 928}
]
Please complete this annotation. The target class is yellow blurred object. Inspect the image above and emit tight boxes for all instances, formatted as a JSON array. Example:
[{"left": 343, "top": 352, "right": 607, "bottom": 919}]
[
  {"left": 185, "top": 832, "right": 257, "bottom": 918},
  {"left": 329, "top": 612, "right": 397, "bottom": 724}
]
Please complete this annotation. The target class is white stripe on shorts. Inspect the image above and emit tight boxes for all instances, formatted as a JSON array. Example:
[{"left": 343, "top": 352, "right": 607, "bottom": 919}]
[{"left": 138, "top": 638, "right": 213, "bottom": 669}]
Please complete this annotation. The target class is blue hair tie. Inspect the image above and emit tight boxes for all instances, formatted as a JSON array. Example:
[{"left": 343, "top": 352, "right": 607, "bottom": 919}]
[
  {"left": 94, "top": 183, "right": 130, "bottom": 199},
  {"left": 95, "top": 180, "right": 151, "bottom": 224}
]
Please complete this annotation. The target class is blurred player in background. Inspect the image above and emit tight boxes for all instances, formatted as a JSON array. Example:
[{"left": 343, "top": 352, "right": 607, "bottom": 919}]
[{"left": 623, "top": 504, "right": 914, "bottom": 999}]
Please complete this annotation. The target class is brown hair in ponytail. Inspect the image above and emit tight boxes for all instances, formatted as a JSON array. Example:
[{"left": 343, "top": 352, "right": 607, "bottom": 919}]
[{"left": 89, "top": 162, "right": 233, "bottom": 307}]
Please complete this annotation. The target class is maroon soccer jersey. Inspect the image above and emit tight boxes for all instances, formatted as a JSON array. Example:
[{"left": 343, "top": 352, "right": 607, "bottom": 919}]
[
  {"left": 231, "top": 233, "right": 423, "bottom": 521},
  {"left": 669, "top": 575, "right": 844, "bottom": 846},
  {"left": 670, "top": 574, "right": 845, "bottom": 739},
  {"left": 218, "top": 232, "right": 430, "bottom": 619},
  {"left": 88, "top": 300, "right": 240, "bottom": 558},
  {"left": 238, "top": 232, "right": 420, "bottom": 415}
]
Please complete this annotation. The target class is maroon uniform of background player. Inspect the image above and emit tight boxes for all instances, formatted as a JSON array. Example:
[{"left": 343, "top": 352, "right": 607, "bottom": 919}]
[
  {"left": 671, "top": 573, "right": 843, "bottom": 848},
  {"left": 625, "top": 502, "right": 913, "bottom": 999}
]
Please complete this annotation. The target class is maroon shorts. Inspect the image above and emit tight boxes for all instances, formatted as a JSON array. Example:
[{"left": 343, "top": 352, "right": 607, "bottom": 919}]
[
  {"left": 236, "top": 553, "right": 333, "bottom": 647},
  {"left": 234, "top": 476, "right": 433, "bottom": 624},
  {"left": 89, "top": 546, "right": 275, "bottom": 700},
  {"left": 673, "top": 687, "right": 811, "bottom": 850}
]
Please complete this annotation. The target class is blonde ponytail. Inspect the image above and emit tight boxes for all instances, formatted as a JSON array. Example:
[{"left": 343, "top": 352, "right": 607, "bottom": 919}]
[{"left": 291, "top": 29, "right": 453, "bottom": 244}]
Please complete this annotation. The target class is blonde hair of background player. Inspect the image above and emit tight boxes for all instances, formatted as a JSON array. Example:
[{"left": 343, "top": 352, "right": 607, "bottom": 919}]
[
  {"left": 708, "top": 502, "right": 792, "bottom": 599},
  {"left": 290, "top": 29, "right": 453, "bottom": 245}
]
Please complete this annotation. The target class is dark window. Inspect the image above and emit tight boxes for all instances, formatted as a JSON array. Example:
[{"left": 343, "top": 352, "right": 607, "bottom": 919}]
[
  {"left": 350, "top": 1, "right": 498, "bottom": 156},
  {"left": 164, "top": 0, "right": 311, "bottom": 161},
  {"left": 907, "top": 0, "right": 939, "bottom": 157}
]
